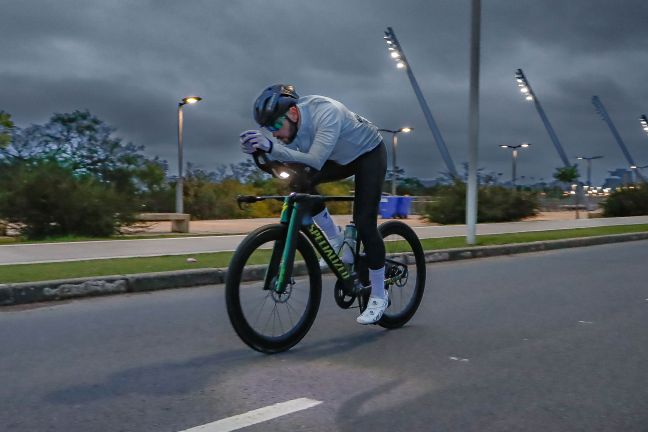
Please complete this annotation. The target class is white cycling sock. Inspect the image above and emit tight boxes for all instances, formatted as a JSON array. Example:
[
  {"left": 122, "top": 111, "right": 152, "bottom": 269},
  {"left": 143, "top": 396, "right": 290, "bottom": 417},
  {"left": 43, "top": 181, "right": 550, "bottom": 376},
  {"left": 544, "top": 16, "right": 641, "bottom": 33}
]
[
  {"left": 313, "top": 208, "right": 341, "bottom": 243},
  {"left": 369, "top": 267, "right": 386, "bottom": 299}
]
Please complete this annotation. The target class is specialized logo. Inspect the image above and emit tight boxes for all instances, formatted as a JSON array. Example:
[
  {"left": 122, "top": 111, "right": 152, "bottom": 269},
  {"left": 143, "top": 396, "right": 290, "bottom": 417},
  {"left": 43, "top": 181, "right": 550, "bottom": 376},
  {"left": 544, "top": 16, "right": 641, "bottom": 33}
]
[{"left": 308, "top": 225, "right": 350, "bottom": 279}]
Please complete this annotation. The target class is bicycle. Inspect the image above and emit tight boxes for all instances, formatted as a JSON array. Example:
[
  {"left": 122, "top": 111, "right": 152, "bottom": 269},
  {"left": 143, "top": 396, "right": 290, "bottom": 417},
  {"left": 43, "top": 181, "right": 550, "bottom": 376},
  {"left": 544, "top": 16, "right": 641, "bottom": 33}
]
[{"left": 225, "top": 155, "right": 426, "bottom": 354}]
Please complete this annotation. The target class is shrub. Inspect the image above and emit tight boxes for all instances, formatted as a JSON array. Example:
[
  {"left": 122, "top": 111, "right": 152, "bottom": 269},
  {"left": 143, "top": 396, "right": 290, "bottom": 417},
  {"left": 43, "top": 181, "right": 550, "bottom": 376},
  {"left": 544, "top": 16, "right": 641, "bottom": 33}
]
[
  {"left": 0, "top": 160, "right": 136, "bottom": 238},
  {"left": 423, "top": 181, "right": 538, "bottom": 224},
  {"left": 601, "top": 186, "right": 648, "bottom": 217}
]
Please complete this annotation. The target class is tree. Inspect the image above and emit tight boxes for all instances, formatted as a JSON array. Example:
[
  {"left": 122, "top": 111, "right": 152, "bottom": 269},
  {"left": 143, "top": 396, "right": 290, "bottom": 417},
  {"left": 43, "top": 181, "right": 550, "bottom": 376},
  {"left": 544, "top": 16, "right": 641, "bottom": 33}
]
[
  {"left": 0, "top": 111, "right": 13, "bottom": 149},
  {"left": 0, "top": 160, "right": 136, "bottom": 238},
  {"left": 0, "top": 110, "right": 169, "bottom": 237},
  {"left": 1, "top": 110, "right": 158, "bottom": 191},
  {"left": 553, "top": 165, "right": 581, "bottom": 218},
  {"left": 553, "top": 165, "right": 579, "bottom": 184}
]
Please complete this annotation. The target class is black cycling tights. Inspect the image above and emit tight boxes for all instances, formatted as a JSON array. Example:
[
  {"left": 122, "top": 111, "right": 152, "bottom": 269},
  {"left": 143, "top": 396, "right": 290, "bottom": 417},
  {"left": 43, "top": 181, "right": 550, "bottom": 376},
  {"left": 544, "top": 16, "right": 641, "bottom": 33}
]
[{"left": 292, "top": 142, "right": 387, "bottom": 270}]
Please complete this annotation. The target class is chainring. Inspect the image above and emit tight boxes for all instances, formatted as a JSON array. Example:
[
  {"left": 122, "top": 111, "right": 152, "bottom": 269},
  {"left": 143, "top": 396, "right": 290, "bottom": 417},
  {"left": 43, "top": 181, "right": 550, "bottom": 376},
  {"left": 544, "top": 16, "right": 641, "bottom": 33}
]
[{"left": 334, "top": 279, "right": 356, "bottom": 309}]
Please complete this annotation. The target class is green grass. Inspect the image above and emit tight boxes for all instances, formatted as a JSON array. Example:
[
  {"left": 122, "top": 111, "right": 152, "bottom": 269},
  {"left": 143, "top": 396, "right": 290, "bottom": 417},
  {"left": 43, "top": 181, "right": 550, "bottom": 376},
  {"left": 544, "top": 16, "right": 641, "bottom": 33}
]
[
  {"left": 2, "top": 224, "right": 648, "bottom": 284},
  {"left": 0, "top": 232, "right": 231, "bottom": 245}
]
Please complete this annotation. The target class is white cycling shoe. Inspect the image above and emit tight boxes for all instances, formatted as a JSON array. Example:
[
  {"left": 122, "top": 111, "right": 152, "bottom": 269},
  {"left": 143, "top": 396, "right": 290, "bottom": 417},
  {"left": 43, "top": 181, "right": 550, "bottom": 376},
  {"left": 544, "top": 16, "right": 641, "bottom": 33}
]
[{"left": 356, "top": 293, "right": 389, "bottom": 325}]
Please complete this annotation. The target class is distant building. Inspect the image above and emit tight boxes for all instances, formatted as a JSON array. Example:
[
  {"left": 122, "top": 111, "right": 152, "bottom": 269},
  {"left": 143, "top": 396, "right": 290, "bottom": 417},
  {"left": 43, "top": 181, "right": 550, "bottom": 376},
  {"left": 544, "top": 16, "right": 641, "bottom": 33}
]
[{"left": 603, "top": 168, "right": 633, "bottom": 189}]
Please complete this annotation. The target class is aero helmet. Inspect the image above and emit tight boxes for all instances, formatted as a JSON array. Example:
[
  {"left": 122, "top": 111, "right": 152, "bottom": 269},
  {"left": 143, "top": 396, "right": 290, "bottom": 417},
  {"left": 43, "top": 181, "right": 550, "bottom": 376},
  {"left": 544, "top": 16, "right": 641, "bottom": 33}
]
[{"left": 253, "top": 84, "right": 299, "bottom": 127}]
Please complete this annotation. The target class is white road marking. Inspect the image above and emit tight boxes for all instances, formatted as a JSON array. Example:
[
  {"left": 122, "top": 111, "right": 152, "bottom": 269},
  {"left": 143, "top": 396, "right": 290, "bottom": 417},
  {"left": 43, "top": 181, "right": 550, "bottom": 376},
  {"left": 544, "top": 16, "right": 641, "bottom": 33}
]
[
  {"left": 179, "top": 398, "right": 322, "bottom": 432},
  {"left": 449, "top": 356, "right": 470, "bottom": 362}
]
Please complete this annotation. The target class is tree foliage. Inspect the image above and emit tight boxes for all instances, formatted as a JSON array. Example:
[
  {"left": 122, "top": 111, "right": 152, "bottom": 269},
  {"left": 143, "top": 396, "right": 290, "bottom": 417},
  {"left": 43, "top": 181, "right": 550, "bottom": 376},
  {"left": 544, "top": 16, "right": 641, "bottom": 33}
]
[
  {"left": 0, "top": 160, "right": 136, "bottom": 238},
  {"left": 553, "top": 165, "right": 580, "bottom": 184},
  {"left": 0, "top": 110, "right": 13, "bottom": 149},
  {"left": 601, "top": 186, "right": 648, "bottom": 217},
  {"left": 0, "top": 110, "right": 168, "bottom": 238},
  {"left": 423, "top": 180, "right": 538, "bottom": 224}
]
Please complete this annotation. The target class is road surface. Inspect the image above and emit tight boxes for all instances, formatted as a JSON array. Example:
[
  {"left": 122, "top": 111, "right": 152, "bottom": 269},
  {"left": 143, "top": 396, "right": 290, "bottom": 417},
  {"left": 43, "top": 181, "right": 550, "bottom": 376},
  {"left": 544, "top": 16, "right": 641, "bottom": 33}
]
[{"left": 2, "top": 240, "right": 647, "bottom": 431}]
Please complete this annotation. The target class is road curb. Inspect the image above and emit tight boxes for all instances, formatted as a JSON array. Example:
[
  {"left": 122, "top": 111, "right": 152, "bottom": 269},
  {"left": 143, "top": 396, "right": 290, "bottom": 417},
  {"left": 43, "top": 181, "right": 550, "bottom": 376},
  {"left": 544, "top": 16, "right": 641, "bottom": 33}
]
[{"left": 2, "top": 232, "right": 648, "bottom": 307}]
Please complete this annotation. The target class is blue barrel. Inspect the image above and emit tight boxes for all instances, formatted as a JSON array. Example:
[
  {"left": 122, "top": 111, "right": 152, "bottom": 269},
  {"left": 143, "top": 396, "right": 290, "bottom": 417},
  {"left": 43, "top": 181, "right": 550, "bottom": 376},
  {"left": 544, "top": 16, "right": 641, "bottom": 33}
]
[
  {"left": 396, "top": 196, "right": 413, "bottom": 218},
  {"left": 379, "top": 196, "right": 398, "bottom": 218}
]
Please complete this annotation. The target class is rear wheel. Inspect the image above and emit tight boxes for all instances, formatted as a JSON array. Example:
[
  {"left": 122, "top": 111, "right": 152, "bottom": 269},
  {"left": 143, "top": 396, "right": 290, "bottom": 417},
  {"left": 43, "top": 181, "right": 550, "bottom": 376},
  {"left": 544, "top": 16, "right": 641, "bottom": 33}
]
[
  {"left": 225, "top": 224, "right": 322, "bottom": 354},
  {"left": 377, "top": 221, "right": 426, "bottom": 328}
]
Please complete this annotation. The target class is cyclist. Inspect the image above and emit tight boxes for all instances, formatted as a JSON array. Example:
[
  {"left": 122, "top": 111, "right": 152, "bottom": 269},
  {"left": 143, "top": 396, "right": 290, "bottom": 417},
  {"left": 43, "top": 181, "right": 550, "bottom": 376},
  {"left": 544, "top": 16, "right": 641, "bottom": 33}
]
[{"left": 240, "top": 84, "right": 388, "bottom": 324}]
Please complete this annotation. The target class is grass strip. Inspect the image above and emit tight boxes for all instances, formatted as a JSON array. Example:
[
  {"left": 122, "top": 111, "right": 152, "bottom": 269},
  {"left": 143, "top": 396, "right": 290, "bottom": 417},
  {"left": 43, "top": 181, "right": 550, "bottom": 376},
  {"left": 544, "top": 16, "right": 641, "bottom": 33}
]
[{"left": 2, "top": 224, "right": 648, "bottom": 284}]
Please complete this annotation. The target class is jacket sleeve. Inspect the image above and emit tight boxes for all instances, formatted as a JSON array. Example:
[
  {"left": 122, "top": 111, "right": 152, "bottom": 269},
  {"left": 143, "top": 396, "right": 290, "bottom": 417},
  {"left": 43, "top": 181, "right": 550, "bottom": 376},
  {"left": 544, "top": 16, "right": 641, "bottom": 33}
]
[{"left": 268, "top": 104, "right": 342, "bottom": 170}]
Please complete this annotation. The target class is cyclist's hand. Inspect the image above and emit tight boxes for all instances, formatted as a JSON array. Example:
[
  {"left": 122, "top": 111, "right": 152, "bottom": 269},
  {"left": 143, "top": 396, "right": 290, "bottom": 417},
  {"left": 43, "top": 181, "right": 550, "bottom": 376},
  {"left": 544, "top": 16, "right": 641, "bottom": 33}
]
[{"left": 240, "top": 130, "right": 273, "bottom": 154}]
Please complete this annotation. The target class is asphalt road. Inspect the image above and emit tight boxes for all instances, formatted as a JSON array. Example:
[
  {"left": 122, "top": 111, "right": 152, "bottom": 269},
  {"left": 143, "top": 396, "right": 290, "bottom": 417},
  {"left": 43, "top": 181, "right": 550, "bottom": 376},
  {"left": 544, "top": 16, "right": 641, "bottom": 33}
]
[
  {"left": 2, "top": 240, "right": 648, "bottom": 431},
  {"left": 2, "top": 215, "right": 648, "bottom": 265}
]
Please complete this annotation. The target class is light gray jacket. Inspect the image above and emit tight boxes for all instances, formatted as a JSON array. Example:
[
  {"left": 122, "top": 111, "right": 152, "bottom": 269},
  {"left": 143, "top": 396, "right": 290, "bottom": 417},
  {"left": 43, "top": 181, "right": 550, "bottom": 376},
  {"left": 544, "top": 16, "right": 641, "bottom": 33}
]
[{"left": 269, "top": 95, "right": 383, "bottom": 170}]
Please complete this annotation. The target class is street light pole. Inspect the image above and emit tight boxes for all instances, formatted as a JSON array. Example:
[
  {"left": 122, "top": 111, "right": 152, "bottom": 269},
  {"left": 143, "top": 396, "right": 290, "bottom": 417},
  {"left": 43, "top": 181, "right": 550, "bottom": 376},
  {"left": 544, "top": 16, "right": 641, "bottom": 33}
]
[
  {"left": 630, "top": 164, "right": 648, "bottom": 183},
  {"left": 576, "top": 155, "right": 603, "bottom": 187},
  {"left": 176, "top": 96, "right": 202, "bottom": 214},
  {"left": 383, "top": 27, "right": 458, "bottom": 179},
  {"left": 592, "top": 96, "right": 645, "bottom": 183},
  {"left": 514, "top": 69, "right": 570, "bottom": 168},
  {"left": 378, "top": 127, "right": 413, "bottom": 195},
  {"left": 511, "top": 148, "right": 518, "bottom": 184},
  {"left": 499, "top": 143, "right": 530, "bottom": 186}
]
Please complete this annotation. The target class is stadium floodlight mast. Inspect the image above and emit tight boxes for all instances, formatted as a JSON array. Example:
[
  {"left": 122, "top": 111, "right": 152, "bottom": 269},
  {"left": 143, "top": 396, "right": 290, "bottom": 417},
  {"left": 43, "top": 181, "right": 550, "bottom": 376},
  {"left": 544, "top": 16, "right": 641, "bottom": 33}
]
[
  {"left": 640, "top": 115, "right": 648, "bottom": 136},
  {"left": 576, "top": 155, "right": 603, "bottom": 187},
  {"left": 378, "top": 127, "right": 413, "bottom": 195},
  {"left": 176, "top": 96, "right": 203, "bottom": 214},
  {"left": 499, "top": 143, "right": 530, "bottom": 185},
  {"left": 592, "top": 96, "right": 645, "bottom": 183},
  {"left": 383, "top": 27, "right": 458, "bottom": 179},
  {"left": 514, "top": 69, "right": 570, "bottom": 167}
]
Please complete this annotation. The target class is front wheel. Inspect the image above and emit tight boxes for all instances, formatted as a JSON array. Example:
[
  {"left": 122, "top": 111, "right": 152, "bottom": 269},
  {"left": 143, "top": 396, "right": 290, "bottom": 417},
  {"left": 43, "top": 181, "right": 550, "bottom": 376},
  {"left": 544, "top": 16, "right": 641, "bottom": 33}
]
[
  {"left": 225, "top": 224, "right": 322, "bottom": 354},
  {"left": 377, "top": 221, "right": 426, "bottom": 328}
]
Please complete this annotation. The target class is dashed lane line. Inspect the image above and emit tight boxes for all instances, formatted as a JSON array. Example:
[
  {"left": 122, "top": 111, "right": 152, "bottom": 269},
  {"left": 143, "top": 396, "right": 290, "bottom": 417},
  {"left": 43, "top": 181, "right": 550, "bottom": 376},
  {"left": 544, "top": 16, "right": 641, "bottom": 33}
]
[{"left": 178, "top": 397, "right": 322, "bottom": 432}]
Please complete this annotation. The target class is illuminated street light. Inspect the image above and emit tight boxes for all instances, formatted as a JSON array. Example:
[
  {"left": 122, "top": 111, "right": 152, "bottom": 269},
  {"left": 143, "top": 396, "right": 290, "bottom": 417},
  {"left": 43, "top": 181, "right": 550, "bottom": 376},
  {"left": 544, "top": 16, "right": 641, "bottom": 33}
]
[
  {"left": 514, "top": 69, "right": 570, "bottom": 167},
  {"left": 499, "top": 143, "right": 531, "bottom": 185},
  {"left": 177, "top": 96, "right": 203, "bottom": 214},
  {"left": 383, "top": 27, "right": 458, "bottom": 178},
  {"left": 378, "top": 127, "right": 414, "bottom": 195},
  {"left": 640, "top": 114, "right": 648, "bottom": 135},
  {"left": 576, "top": 155, "right": 603, "bottom": 187}
]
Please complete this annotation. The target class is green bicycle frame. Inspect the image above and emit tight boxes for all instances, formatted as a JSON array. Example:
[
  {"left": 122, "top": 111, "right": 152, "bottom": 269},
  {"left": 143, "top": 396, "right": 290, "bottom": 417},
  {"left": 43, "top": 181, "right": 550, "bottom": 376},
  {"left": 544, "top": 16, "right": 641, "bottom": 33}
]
[{"left": 268, "top": 195, "right": 355, "bottom": 294}]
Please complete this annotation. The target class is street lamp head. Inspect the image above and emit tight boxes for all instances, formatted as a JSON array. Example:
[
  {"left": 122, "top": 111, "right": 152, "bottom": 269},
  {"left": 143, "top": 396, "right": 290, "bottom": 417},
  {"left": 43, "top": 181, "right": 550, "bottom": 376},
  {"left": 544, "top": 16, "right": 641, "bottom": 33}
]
[
  {"left": 521, "top": 143, "right": 530, "bottom": 148},
  {"left": 181, "top": 96, "right": 202, "bottom": 105},
  {"left": 399, "top": 127, "right": 413, "bottom": 133},
  {"left": 499, "top": 144, "right": 509, "bottom": 149},
  {"left": 640, "top": 115, "right": 648, "bottom": 133}
]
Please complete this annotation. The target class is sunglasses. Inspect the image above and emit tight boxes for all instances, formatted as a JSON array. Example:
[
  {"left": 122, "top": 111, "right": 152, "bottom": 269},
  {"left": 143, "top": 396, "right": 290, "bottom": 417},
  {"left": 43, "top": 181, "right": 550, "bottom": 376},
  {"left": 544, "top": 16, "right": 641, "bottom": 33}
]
[{"left": 265, "top": 115, "right": 287, "bottom": 132}]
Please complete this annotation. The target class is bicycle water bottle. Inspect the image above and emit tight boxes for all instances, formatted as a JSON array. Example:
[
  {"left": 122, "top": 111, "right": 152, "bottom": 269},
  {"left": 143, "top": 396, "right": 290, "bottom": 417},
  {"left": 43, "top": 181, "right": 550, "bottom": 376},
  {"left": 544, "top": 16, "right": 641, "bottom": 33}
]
[{"left": 342, "top": 223, "right": 357, "bottom": 264}]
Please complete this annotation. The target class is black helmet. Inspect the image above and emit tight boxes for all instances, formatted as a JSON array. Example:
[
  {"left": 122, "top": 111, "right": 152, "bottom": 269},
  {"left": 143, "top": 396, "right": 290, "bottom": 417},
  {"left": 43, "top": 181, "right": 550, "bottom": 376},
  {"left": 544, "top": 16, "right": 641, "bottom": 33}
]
[{"left": 253, "top": 84, "right": 299, "bottom": 127}]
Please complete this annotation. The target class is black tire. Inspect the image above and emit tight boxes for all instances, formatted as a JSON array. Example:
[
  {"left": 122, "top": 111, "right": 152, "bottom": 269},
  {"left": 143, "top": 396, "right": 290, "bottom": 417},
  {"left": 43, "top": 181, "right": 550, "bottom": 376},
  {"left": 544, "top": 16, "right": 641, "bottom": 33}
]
[
  {"left": 377, "top": 221, "right": 426, "bottom": 328},
  {"left": 225, "top": 224, "right": 322, "bottom": 354}
]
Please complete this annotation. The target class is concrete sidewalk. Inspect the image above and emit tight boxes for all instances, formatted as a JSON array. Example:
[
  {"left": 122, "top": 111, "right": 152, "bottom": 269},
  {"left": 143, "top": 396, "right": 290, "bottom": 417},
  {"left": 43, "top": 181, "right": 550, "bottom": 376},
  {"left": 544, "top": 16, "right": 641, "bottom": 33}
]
[
  {"left": 137, "top": 211, "right": 581, "bottom": 235},
  {"left": 2, "top": 212, "right": 648, "bottom": 266}
]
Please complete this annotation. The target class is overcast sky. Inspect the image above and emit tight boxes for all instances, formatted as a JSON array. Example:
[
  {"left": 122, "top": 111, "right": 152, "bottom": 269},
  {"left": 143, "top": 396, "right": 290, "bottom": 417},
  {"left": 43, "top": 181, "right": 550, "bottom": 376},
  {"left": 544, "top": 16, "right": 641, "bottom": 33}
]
[{"left": 2, "top": 0, "right": 648, "bottom": 185}]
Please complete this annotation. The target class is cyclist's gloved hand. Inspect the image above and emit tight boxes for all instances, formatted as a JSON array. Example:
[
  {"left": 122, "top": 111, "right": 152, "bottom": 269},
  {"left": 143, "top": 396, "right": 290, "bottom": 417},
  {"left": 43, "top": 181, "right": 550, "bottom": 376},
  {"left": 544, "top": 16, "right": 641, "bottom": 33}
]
[{"left": 240, "top": 130, "right": 273, "bottom": 154}]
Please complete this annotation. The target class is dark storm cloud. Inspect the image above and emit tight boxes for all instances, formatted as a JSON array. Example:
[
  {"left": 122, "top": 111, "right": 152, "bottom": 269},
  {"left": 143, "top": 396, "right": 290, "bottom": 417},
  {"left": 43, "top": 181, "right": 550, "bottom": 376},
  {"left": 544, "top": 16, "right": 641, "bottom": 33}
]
[{"left": 2, "top": 0, "right": 648, "bottom": 185}]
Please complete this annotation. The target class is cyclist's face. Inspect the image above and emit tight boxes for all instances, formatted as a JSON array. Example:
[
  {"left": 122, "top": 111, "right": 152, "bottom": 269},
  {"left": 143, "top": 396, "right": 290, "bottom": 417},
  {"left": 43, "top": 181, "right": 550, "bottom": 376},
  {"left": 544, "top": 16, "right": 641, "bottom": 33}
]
[{"left": 271, "top": 107, "right": 299, "bottom": 144}]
